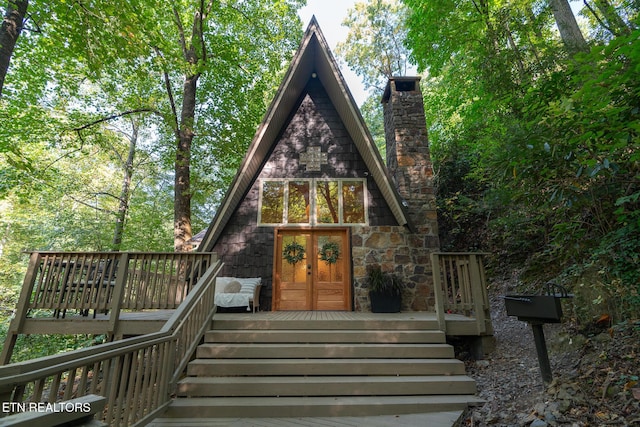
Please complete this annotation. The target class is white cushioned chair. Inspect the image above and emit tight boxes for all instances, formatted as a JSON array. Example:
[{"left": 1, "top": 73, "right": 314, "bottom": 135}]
[{"left": 214, "top": 277, "right": 261, "bottom": 313}]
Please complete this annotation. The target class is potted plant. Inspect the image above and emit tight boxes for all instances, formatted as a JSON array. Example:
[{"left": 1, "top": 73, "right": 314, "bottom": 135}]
[{"left": 367, "top": 266, "right": 403, "bottom": 313}]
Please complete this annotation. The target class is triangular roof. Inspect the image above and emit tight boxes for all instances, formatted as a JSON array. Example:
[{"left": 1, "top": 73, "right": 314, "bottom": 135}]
[{"left": 199, "top": 17, "right": 410, "bottom": 252}]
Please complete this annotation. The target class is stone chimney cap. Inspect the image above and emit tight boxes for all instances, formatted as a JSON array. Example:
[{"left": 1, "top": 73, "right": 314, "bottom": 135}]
[{"left": 382, "top": 76, "right": 422, "bottom": 103}]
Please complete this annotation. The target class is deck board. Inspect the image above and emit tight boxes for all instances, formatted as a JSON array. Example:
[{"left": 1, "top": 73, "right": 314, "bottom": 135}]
[
  {"left": 216, "top": 311, "right": 439, "bottom": 321},
  {"left": 20, "top": 310, "right": 485, "bottom": 337}
]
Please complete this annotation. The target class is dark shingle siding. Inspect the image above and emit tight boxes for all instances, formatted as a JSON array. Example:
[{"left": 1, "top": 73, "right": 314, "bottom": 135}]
[{"left": 212, "top": 80, "right": 397, "bottom": 309}]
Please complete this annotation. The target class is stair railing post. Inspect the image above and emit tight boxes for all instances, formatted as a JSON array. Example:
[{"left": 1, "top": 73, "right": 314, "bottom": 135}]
[
  {"left": 430, "top": 253, "right": 446, "bottom": 333},
  {"left": 468, "top": 254, "right": 487, "bottom": 335},
  {"left": 108, "top": 253, "right": 130, "bottom": 339},
  {"left": 1, "top": 252, "right": 41, "bottom": 365}
]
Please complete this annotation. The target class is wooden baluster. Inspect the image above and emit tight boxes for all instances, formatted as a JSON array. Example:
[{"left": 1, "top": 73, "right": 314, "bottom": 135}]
[
  {"left": 64, "top": 368, "right": 77, "bottom": 400},
  {"left": 77, "top": 365, "right": 90, "bottom": 398},
  {"left": 49, "top": 372, "right": 62, "bottom": 403},
  {"left": 33, "top": 378, "right": 45, "bottom": 401}
]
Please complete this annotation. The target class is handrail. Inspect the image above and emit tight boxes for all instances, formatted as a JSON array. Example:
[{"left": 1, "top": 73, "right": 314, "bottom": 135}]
[
  {"left": 0, "top": 258, "right": 223, "bottom": 427},
  {"left": 430, "top": 252, "right": 491, "bottom": 335}
]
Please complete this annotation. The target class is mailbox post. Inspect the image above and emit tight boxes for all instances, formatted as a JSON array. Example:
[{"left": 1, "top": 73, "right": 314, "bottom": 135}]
[
  {"left": 530, "top": 320, "right": 553, "bottom": 383},
  {"left": 504, "top": 282, "right": 572, "bottom": 384}
]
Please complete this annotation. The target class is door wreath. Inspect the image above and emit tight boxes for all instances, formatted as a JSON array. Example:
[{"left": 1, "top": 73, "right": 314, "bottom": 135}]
[
  {"left": 319, "top": 241, "right": 340, "bottom": 265},
  {"left": 283, "top": 241, "right": 305, "bottom": 265}
]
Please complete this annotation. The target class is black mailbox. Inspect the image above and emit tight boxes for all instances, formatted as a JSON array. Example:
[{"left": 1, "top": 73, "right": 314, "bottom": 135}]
[
  {"left": 503, "top": 282, "right": 572, "bottom": 383},
  {"left": 504, "top": 295, "right": 563, "bottom": 322},
  {"left": 504, "top": 282, "right": 570, "bottom": 323}
]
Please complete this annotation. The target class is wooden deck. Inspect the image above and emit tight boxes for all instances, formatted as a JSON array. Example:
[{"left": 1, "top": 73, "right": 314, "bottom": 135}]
[
  {"left": 2, "top": 251, "right": 493, "bottom": 365},
  {"left": 1, "top": 252, "right": 491, "bottom": 427},
  {"left": 213, "top": 310, "right": 482, "bottom": 336},
  {"left": 17, "top": 309, "right": 481, "bottom": 337},
  {"left": 18, "top": 309, "right": 175, "bottom": 336}
]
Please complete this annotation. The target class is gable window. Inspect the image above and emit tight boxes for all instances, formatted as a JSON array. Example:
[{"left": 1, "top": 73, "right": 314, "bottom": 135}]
[
  {"left": 260, "top": 181, "right": 285, "bottom": 223},
  {"left": 259, "top": 178, "right": 368, "bottom": 226},
  {"left": 288, "top": 180, "right": 310, "bottom": 224},
  {"left": 342, "top": 180, "right": 365, "bottom": 223},
  {"left": 316, "top": 181, "right": 338, "bottom": 223}
]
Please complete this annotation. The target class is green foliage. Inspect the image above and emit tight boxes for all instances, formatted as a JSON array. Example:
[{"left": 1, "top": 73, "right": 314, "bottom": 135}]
[
  {"left": 337, "top": 0, "right": 411, "bottom": 92},
  {"left": 433, "top": 141, "right": 490, "bottom": 252},
  {"left": 403, "top": 1, "right": 640, "bottom": 322},
  {"left": 0, "top": 322, "right": 107, "bottom": 364},
  {"left": 0, "top": 0, "right": 305, "bottom": 361},
  {"left": 360, "top": 94, "right": 386, "bottom": 156},
  {"left": 565, "top": 214, "right": 640, "bottom": 323},
  {"left": 0, "top": 0, "right": 305, "bottom": 252},
  {"left": 367, "top": 265, "right": 404, "bottom": 295}
]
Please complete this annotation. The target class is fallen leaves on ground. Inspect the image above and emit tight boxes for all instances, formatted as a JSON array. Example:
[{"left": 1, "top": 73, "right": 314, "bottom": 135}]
[{"left": 461, "top": 279, "right": 640, "bottom": 427}]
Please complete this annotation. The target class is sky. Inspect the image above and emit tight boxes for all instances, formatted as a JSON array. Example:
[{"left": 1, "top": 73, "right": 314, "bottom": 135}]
[{"left": 298, "top": 0, "right": 368, "bottom": 106}]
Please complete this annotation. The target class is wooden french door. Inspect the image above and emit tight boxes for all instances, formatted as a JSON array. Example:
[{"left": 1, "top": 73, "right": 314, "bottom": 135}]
[{"left": 273, "top": 228, "right": 351, "bottom": 311}]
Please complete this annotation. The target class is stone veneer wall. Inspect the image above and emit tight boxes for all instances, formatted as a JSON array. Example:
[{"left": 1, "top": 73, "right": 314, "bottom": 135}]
[{"left": 351, "top": 224, "right": 438, "bottom": 312}]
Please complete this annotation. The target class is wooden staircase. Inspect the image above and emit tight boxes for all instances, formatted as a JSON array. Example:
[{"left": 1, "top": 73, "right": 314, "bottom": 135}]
[{"left": 151, "top": 313, "right": 481, "bottom": 424}]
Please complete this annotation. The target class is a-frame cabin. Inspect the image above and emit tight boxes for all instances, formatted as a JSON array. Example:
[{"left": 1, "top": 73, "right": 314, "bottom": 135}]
[
  {"left": 0, "top": 19, "right": 493, "bottom": 427},
  {"left": 199, "top": 17, "right": 440, "bottom": 313}
]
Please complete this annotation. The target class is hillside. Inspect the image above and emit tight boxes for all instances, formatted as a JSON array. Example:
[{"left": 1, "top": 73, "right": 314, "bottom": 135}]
[{"left": 462, "top": 279, "right": 640, "bottom": 426}]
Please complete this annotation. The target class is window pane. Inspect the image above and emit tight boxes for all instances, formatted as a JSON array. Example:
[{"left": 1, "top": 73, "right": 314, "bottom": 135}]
[
  {"left": 316, "top": 181, "right": 339, "bottom": 224},
  {"left": 342, "top": 181, "right": 365, "bottom": 223},
  {"left": 260, "top": 181, "right": 284, "bottom": 224},
  {"left": 317, "top": 235, "right": 343, "bottom": 282},
  {"left": 281, "top": 235, "right": 308, "bottom": 283},
  {"left": 288, "top": 181, "right": 310, "bottom": 223}
]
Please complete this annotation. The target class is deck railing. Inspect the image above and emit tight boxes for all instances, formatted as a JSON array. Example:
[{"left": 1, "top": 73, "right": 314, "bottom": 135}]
[
  {"left": 430, "top": 252, "right": 491, "bottom": 335},
  {"left": 1, "top": 251, "right": 217, "bottom": 365},
  {"left": 28, "top": 251, "right": 215, "bottom": 313},
  {"left": 0, "top": 258, "right": 223, "bottom": 427}
]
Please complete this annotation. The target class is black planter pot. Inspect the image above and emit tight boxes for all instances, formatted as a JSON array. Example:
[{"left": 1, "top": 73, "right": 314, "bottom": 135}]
[{"left": 369, "top": 290, "right": 401, "bottom": 313}]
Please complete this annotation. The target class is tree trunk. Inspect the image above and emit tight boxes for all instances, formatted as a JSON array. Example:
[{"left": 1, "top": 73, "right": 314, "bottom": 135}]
[
  {"left": 549, "top": 0, "right": 589, "bottom": 55},
  {"left": 0, "top": 222, "right": 8, "bottom": 258},
  {"left": 174, "top": 73, "right": 197, "bottom": 251},
  {"left": 505, "top": 22, "right": 526, "bottom": 80},
  {"left": 473, "top": 0, "right": 502, "bottom": 64},
  {"left": 112, "top": 121, "right": 138, "bottom": 251},
  {"left": 590, "top": 0, "right": 633, "bottom": 36},
  {"left": 171, "top": 4, "right": 209, "bottom": 252},
  {"left": 0, "top": 0, "right": 28, "bottom": 96}
]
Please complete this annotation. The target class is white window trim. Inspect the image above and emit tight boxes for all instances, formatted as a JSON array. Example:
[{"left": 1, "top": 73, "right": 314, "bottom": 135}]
[{"left": 258, "top": 178, "right": 369, "bottom": 226}]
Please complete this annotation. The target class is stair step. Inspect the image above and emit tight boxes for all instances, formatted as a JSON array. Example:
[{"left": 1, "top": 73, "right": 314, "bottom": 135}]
[
  {"left": 196, "top": 343, "right": 455, "bottom": 359},
  {"left": 159, "top": 313, "right": 482, "bottom": 422},
  {"left": 177, "top": 375, "right": 477, "bottom": 397},
  {"left": 149, "top": 411, "right": 465, "bottom": 427},
  {"left": 162, "top": 395, "right": 483, "bottom": 418},
  {"left": 211, "top": 318, "right": 440, "bottom": 331},
  {"left": 205, "top": 329, "right": 446, "bottom": 344},
  {"left": 187, "top": 358, "right": 466, "bottom": 377}
]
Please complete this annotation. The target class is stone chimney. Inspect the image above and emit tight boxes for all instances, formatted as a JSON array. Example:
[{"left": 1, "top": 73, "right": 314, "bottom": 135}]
[{"left": 382, "top": 76, "right": 439, "bottom": 249}]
